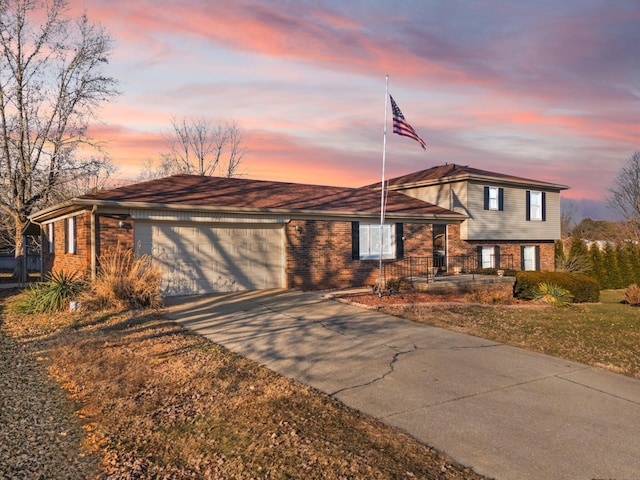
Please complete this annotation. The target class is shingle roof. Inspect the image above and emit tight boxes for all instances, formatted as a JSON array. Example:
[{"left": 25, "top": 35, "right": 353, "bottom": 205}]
[
  {"left": 76, "top": 174, "right": 462, "bottom": 219},
  {"left": 378, "top": 164, "right": 569, "bottom": 190}
]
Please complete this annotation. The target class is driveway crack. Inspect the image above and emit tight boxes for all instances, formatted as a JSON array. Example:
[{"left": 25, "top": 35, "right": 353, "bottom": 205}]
[{"left": 330, "top": 344, "right": 418, "bottom": 396}]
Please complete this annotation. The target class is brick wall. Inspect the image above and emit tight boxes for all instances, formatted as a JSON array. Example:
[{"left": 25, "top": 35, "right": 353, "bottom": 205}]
[
  {"left": 96, "top": 215, "right": 135, "bottom": 255},
  {"left": 42, "top": 212, "right": 92, "bottom": 279},
  {"left": 463, "top": 240, "right": 556, "bottom": 271},
  {"left": 285, "top": 220, "right": 433, "bottom": 290},
  {"left": 41, "top": 212, "right": 135, "bottom": 281}
]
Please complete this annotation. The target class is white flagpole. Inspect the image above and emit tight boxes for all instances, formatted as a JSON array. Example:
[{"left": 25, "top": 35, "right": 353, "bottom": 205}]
[{"left": 378, "top": 75, "right": 389, "bottom": 295}]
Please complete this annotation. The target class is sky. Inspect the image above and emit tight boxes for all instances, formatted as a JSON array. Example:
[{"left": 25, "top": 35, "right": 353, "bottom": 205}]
[{"left": 71, "top": 0, "right": 639, "bottom": 219}]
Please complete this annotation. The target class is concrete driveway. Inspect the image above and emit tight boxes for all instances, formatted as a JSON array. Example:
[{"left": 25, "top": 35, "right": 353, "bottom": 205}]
[{"left": 164, "top": 289, "right": 640, "bottom": 480}]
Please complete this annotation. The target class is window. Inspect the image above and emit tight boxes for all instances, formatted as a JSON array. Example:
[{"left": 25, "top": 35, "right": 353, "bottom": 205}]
[
  {"left": 526, "top": 190, "right": 546, "bottom": 221},
  {"left": 477, "top": 245, "right": 500, "bottom": 269},
  {"left": 47, "top": 223, "right": 54, "bottom": 253},
  {"left": 481, "top": 246, "right": 495, "bottom": 268},
  {"left": 484, "top": 186, "right": 504, "bottom": 211},
  {"left": 352, "top": 222, "right": 402, "bottom": 260},
  {"left": 65, "top": 217, "right": 76, "bottom": 254},
  {"left": 521, "top": 246, "right": 540, "bottom": 271}
]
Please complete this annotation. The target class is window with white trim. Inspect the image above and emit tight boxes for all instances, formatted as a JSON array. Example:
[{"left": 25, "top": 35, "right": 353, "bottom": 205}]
[
  {"left": 529, "top": 191, "right": 543, "bottom": 221},
  {"left": 481, "top": 246, "right": 495, "bottom": 268},
  {"left": 484, "top": 186, "right": 504, "bottom": 211},
  {"left": 48, "top": 223, "right": 54, "bottom": 253},
  {"left": 358, "top": 223, "right": 395, "bottom": 260},
  {"left": 522, "top": 246, "right": 537, "bottom": 271},
  {"left": 65, "top": 217, "right": 76, "bottom": 254}
]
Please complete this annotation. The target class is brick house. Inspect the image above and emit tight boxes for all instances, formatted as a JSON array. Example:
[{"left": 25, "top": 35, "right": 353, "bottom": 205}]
[{"left": 28, "top": 164, "right": 567, "bottom": 296}]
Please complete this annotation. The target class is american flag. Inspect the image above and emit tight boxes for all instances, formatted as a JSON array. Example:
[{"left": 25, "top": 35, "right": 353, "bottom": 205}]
[{"left": 389, "top": 95, "right": 427, "bottom": 151}]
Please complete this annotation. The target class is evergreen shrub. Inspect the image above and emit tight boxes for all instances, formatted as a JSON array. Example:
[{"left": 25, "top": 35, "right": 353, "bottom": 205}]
[{"left": 514, "top": 271, "right": 599, "bottom": 303}]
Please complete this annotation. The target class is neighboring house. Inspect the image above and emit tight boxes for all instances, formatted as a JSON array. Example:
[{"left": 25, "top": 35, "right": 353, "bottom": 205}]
[{"left": 27, "top": 164, "right": 568, "bottom": 296}]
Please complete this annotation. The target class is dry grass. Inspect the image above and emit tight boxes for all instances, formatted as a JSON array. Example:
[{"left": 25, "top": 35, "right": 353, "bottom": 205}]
[
  {"left": 623, "top": 283, "right": 640, "bottom": 306},
  {"left": 1, "top": 290, "right": 486, "bottom": 479},
  {"left": 379, "top": 289, "right": 640, "bottom": 379},
  {"left": 83, "top": 245, "right": 162, "bottom": 310}
]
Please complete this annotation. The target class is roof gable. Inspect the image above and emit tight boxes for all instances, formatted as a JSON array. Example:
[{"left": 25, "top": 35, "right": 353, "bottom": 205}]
[{"left": 380, "top": 164, "right": 569, "bottom": 191}]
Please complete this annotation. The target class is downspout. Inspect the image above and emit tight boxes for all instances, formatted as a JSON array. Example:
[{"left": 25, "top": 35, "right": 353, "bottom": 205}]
[{"left": 91, "top": 205, "right": 97, "bottom": 280}]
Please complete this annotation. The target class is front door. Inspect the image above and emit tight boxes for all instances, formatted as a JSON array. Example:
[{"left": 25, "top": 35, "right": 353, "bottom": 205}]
[{"left": 432, "top": 224, "right": 447, "bottom": 269}]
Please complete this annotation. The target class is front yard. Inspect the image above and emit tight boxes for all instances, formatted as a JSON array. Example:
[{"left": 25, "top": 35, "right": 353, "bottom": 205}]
[
  {"left": 0, "top": 288, "right": 486, "bottom": 479},
  {"left": 1, "top": 283, "right": 638, "bottom": 478}
]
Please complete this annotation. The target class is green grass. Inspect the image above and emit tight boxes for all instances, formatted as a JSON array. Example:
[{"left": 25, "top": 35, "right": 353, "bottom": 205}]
[{"left": 385, "top": 289, "right": 640, "bottom": 379}]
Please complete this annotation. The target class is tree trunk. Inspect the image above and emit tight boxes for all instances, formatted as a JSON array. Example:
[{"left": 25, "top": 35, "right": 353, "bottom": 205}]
[{"left": 13, "top": 219, "right": 26, "bottom": 282}]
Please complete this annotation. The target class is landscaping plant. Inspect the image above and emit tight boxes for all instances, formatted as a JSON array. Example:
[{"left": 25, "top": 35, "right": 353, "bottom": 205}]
[
  {"left": 84, "top": 244, "right": 162, "bottom": 310},
  {"left": 11, "top": 270, "right": 83, "bottom": 313},
  {"left": 533, "top": 282, "right": 573, "bottom": 307},
  {"left": 623, "top": 284, "right": 640, "bottom": 306}
]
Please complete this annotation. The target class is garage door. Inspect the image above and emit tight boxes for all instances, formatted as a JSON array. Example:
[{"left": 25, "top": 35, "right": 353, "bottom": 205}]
[{"left": 135, "top": 223, "right": 285, "bottom": 296}]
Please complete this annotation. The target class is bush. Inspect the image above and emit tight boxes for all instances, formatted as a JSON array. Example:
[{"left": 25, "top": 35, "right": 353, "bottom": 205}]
[
  {"left": 12, "top": 270, "right": 84, "bottom": 313},
  {"left": 385, "top": 277, "right": 413, "bottom": 293},
  {"left": 623, "top": 284, "right": 640, "bottom": 306},
  {"left": 83, "top": 244, "right": 162, "bottom": 310},
  {"left": 514, "top": 271, "right": 599, "bottom": 303},
  {"left": 533, "top": 282, "right": 573, "bottom": 307}
]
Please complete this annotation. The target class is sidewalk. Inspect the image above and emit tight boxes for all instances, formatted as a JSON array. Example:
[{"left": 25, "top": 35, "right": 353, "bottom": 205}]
[{"left": 164, "top": 289, "right": 640, "bottom": 480}]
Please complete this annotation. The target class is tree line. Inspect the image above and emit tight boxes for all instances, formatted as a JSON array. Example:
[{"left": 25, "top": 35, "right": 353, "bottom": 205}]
[{"left": 557, "top": 237, "right": 640, "bottom": 290}]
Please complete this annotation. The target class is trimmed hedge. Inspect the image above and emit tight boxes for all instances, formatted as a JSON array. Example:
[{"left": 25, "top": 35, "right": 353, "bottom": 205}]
[{"left": 514, "top": 271, "right": 600, "bottom": 303}]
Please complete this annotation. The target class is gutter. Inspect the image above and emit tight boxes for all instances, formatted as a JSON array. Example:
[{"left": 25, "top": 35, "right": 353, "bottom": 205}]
[{"left": 29, "top": 198, "right": 467, "bottom": 224}]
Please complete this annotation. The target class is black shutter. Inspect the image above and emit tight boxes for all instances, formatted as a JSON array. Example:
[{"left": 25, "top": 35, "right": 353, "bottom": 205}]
[
  {"left": 525, "top": 191, "right": 531, "bottom": 221},
  {"left": 495, "top": 245, "right": 501, "bottom": 269},
  {"left": 498, "top": 188, "right": 504, "bottom": 211},
  {"left": 535, "top": 246, "right": 541, "bottom": 271},
  {"left": 351, "top": 222, "right": 359, "bottom": 260},
  {"left": 395, "top": 223, "right": 404, "bottom": 259},
  {"left": 484, "top": 186, "right": 490, "bottom": 210},
  {"left": 541, "top": 192, "right": 546, "bottom": 221},
  {"left": 477, "top": 246, "right": 483, "bottom": 269},
  {"left": 520, "top": 246, "right": 525, "bottom": 270}
]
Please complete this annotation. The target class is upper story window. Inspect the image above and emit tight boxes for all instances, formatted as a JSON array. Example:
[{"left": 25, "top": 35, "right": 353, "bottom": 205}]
[
  {"left": 526, "top": 190, "right": 546, "bottom": 221},
  {"left": 483, "top": 186, "right": 504, "bottom": 211},
  {"left": 352, "top": 222, "right": 403, "bottom": 261}
]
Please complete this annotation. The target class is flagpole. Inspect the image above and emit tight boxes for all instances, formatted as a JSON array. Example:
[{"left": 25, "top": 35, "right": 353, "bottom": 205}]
[{"left": 378, "top": 75, "right": 389, "bottom": 296}]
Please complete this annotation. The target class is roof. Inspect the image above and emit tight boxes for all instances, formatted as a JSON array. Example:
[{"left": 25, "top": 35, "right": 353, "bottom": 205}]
[
  {"left": 30, "top": 174, "right": 465, "bottom": 222},
  {"left": 377, "top": 164, "right": 569, "bottom": 191}
]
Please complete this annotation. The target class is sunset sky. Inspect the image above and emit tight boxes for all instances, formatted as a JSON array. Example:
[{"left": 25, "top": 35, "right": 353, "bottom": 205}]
[{"left": 72, "top": 0, "right": 639, "bottom": 218}]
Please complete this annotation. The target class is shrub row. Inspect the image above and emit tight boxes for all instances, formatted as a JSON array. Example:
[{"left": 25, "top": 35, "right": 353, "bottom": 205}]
[{"left": 514, "top": 271, "right": 599, "bottom": 303}]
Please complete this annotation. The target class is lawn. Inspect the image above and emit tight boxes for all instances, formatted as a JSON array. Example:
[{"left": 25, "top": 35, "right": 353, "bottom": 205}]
[
  {"left": 0, "top": 288, "right": 486, "bottom": 479},
  {"left": 378, "top": 289, "right": 640, "bottom": 379},
  {"left": 2, "top": 284, "right": 638, "bottom": 478}
]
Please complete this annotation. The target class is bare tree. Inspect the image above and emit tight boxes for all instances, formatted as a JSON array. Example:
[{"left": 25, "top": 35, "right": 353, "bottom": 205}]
[
  {"left": 607, "top": 151, "right": 640, "bottom": 241},
  {"left": 559, "top": 198, "right": 579, "bottom": 238},
  {"left": 0, "top": 0, "right": 119, "bottom": 278},
  {"left": 139, "top": 116, "right": 247, "bottom": 180}
]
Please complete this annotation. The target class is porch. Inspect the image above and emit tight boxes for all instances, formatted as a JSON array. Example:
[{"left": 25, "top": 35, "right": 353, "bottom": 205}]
[{"left": 382, "top": 255, "right": 516, "bottom": 292}]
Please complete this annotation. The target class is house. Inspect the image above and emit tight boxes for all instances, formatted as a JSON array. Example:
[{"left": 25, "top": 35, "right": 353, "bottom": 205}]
[{"left": 27, "top": 164, "right": 568, "bottom": 296}]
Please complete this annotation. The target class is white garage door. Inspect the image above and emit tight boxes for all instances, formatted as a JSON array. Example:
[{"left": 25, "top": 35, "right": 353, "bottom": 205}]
[{"left": 135, "top": 223, "right": 285, "bottom": 296}]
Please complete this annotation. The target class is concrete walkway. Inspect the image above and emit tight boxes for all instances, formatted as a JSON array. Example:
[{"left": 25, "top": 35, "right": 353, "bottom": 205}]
[{"left": 164, "top": 289, "right": 640, "bottom": 480}]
